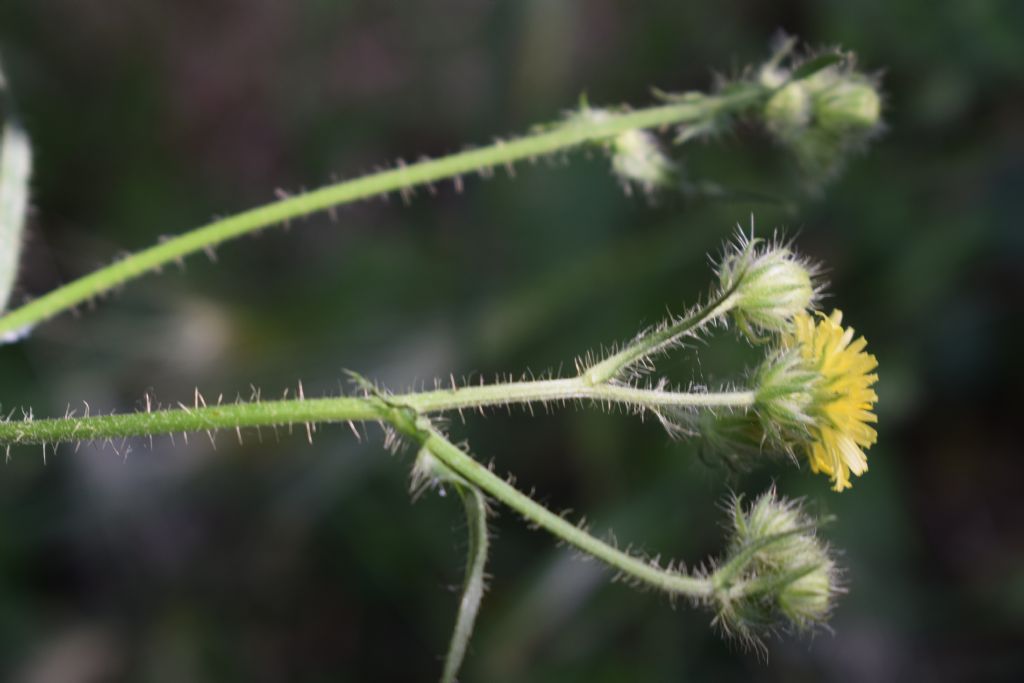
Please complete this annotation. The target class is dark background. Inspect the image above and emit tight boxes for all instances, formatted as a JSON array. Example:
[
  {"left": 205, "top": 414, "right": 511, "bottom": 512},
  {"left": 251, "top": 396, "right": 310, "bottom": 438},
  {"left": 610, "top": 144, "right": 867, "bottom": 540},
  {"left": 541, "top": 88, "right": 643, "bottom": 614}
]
[{"left": 1, "top": 1, "right": 1022, "bottom": 681}]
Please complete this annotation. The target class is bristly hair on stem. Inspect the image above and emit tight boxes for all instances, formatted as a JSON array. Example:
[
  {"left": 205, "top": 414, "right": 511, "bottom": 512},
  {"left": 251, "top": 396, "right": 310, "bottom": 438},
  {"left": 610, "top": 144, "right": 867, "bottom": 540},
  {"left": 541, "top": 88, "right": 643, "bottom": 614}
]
[
  {"left": 0, "top": 35, "right": 876, "bottom": 341},
  {"left": 0, "top": 32, "right": 887, "bottom": 679}
]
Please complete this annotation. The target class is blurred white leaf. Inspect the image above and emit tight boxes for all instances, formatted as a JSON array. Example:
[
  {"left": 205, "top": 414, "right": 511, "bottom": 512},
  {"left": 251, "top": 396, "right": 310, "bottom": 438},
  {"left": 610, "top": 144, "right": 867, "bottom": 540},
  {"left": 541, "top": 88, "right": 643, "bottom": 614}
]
[{"left": 0, "top": 57, "right": 32, "bottom": 314}]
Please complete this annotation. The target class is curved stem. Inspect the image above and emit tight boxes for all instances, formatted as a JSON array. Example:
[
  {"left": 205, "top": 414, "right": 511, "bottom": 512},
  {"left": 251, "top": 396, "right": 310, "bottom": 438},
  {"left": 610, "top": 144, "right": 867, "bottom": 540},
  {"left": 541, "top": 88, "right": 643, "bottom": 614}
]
[
  {"left": 0, "top": 378, "right": 757, "bottom": 606},
  {"left": 0, "top": 391, "right": 724, "bottom": 601},
  {"left": 419, "top": 423, "right": 711, "bottom": 598},
  {"left": 0, "top": 87, "right": 765, "bottom": 338},
  {"left": 441, "top": 482, "right": 489, "bottom": 683}
]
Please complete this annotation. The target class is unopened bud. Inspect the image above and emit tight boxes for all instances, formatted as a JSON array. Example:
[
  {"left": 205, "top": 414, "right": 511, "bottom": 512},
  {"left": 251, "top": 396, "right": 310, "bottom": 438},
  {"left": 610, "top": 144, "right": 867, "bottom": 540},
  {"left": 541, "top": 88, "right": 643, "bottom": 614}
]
[
  {"left": 610, "top": 128, "right": 677, "bottom": 194},
  {"left": 815, "top": 79, "right": 881, "bottom": 135},
  {"left": 565, "top": 105, "right": 677, "bottom": 194},
  {"left": 731, "top": 488, "right": 810, "bottom": 566},
  {"left": 759, "top": 55, "right": 884, "bottom": 188},
  {"left": 763, "top": 81, "right": 811, "bottom": 138},
  {"left": 718, "top": 235, "right": 816, "bottom": 339},
  {"left": 710, "top": 488, "right": 839, "bottom": 642},
  {"left": 777, "top": 547, "right": 835, "bottom": 628}
]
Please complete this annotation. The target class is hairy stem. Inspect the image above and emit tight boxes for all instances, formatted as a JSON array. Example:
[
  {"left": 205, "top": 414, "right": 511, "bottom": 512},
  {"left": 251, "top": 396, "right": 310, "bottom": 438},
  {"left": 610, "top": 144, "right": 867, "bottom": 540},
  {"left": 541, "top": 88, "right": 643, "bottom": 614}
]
[
  {"left": 404, "top": 378, "right": 755, "bottom": 413},
  {"left": 583, "top": 288, "right": 739, "bottom": 385},
  {"left": 0, "top": 377, "right": 762, "bottom": 607},
  {"left": 441, "top": 482, "right": 489, "bottom": 683},
  {"left": 0, "top": 397, "right": 382, "bottom": 446},
  {"left": 418, "top": 423, "right": 712, "bottom": 599},
  {"left": 0, "top": 381, "right": 755, "bottom": 447},
  {"left": 0, "top": 86, "right": 766, "bottom": 338}
]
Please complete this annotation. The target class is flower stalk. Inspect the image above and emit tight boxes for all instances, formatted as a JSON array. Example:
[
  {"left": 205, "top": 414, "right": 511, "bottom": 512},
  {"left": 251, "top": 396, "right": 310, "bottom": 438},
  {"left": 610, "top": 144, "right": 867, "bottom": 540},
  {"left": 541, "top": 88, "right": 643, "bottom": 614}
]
[
  {"left": 0, "top": 33, "right": 887, "bottom": 678},
  {"left": 0, "top": 87, "right": 766, "bottom": 340},
  {"left": 582, "top": 287, "right": 740, "bottom": 385},
  {"left": 0, "top": 380, "right": 756, "bottom": 448},
  {"left": 412, "top": 447, "right": 491, "bottom": 683},
  {"left": 412, "top": 420, "right": 713, "bottom": 599}
]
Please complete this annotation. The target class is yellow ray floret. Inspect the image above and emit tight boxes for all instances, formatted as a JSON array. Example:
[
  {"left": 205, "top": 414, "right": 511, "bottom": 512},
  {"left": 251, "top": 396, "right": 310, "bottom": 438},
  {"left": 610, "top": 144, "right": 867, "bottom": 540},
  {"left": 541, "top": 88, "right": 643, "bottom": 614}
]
[{"left": 788, "top": 310, "right": 878, "bottom": 491}]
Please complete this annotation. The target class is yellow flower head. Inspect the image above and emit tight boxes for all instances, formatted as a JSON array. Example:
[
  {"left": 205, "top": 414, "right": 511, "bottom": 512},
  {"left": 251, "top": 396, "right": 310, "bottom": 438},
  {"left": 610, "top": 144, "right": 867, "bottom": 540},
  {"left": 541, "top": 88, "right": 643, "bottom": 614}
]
[{"left": 787, "top": 309, "right": 878, "bottom": 491}]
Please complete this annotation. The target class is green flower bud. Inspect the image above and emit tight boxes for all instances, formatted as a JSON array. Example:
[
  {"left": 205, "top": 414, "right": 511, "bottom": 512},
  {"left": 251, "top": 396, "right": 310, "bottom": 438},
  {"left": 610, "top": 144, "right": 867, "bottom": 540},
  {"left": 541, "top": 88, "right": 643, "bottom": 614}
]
[
  {"left": 731, "top": 489, "right": 811, "bottom": 565},
  {"left": 760, "top": 56, "right": 884, "bottom": 189},
  {"left": 718, "top": 234, "right": 816, "bottom": 339},
  {"left": 777, "top": 546, "right": 835, "bottom": 628},
  {"left": 789, "top": 127, "right": 846, "bottom": 182},
  {"left": 565, "top": 105, "right": 678, "bottom": 194},
  {"left": 763, "top": 81, "right": 811, "bottom": 138},
  {"left": 710, "top": 489, "right": 839, "bottom": 644},
  {"left": 815, "top": 79, "right": 882, "bottom": 135},
  {"left": 610, "top": 128, "right": 677, "bottom": 194}
]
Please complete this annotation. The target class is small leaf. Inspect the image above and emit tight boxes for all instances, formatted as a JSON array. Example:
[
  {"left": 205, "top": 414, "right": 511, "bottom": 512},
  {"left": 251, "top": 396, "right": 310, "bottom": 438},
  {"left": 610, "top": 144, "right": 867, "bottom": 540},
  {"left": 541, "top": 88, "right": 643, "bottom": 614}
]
[{"left": 790, "top": 53, "right": 845, "bottom": 81}]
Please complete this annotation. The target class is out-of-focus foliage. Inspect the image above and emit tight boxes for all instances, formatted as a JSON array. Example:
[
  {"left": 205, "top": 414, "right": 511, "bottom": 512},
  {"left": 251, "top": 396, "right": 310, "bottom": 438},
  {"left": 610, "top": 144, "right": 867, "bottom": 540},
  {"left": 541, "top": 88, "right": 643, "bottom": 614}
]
[
  {"left": 0, "top": 1, "right": 1021, "bottom": 680},
  {"left": 0, "top": 55, "right": 32, "bottom": 314}
]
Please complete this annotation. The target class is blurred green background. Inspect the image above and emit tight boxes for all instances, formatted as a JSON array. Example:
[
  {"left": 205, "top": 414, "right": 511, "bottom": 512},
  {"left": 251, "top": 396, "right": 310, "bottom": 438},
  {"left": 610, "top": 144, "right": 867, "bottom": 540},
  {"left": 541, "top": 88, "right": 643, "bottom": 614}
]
[{"left": 1, "top": 1, "right": 1022, "bottom": 681}]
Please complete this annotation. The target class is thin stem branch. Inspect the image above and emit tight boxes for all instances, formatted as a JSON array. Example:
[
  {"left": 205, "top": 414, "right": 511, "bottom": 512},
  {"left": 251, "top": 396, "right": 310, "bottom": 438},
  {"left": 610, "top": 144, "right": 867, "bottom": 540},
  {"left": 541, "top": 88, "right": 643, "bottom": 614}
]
[
  {"left": 403, "top": 378, "right": 755, "bottom": 413},
  {"left": 419, "top": 424, "right": 712, "bottom": 598},
  {"left": 441, "top": 482, "right": 489, "bottom": 683},
  {"left": 583, "top": 288, "right": 739, "bottom": 385},
  {"left": 0, "top": 374, "right": 760, "bottom": 607},
  {"left": 0, "top": 86, "right": 765, "bottom": 338}
]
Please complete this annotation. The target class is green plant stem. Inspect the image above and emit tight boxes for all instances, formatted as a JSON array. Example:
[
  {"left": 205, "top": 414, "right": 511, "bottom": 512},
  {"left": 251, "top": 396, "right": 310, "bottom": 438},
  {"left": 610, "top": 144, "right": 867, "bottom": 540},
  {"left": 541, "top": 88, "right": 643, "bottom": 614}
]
[
  {"left": 0, "top": 381, "right": 755, "bottom": 446},
  {"left": 441, "top": 482, "right": 489, "bottom": 683},
  {"left": 583, "top": 289, "right": 739, "bottom": 385},
  {"left": 404, "top": 378, "right": 755, "bottom": 413},
  {"left": 0, "top": 377, "right": 758, "bottom": 606},
  {"left": 0, "top": 388, "right": 757, "bottom": 603},
  {"left": 417, "top": 422, "right": 712, "bottom": 598},
  {"left": 0, "top": 86, "right": 766, "bottom": 338},
  {"left": 0, "top": 396, "right": 382, "bottom": 446}
]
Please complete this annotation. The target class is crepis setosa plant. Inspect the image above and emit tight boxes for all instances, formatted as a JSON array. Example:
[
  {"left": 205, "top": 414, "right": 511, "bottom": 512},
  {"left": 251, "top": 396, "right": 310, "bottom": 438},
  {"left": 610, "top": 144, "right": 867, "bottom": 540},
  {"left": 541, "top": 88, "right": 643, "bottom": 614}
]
[{"left": 0, "top": 36, "right": 882, "bottom": 680}]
